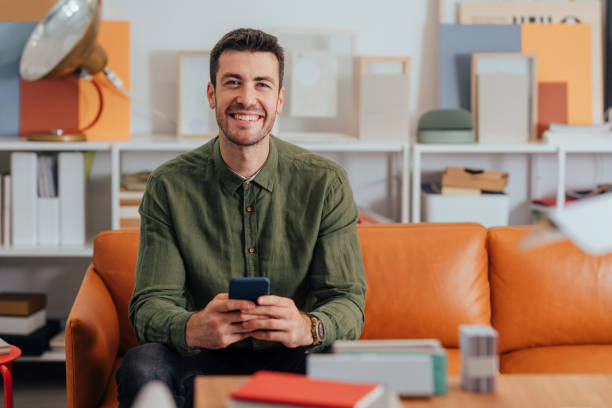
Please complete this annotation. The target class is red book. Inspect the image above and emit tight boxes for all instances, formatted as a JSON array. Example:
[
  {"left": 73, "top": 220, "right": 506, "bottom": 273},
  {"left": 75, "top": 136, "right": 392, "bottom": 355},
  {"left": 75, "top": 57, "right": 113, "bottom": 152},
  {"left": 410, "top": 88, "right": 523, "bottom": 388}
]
[{"left": 229, "top": 371, "right": 385, "bottom": 408}]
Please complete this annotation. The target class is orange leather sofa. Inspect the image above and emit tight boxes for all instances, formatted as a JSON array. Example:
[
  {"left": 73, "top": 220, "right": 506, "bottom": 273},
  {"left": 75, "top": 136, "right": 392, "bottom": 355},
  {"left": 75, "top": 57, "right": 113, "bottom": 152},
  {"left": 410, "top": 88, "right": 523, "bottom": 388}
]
[{"left": 66, "top": 223, "right": 612, "bottom": 407}]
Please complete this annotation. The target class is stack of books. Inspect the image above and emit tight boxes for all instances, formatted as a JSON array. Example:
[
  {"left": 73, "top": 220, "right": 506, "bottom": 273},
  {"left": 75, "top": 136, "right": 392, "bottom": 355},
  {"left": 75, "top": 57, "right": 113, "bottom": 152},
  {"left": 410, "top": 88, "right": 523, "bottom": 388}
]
[
  {"left": 0, "top": 292, "right": 60, "bottom": 355},
  {"left": 119, "top": 171, "right": 150, "bottom": 229},
  {"left": 441, "top": 167, "right": 508, "bottom": 195},
  {"left": 228, "top": 371, "right": 400, "bottom": 408},
  {"left": 459, "top": 325, "right": 498, "bottom": 393},
  {"left": 307, "top": 339, "right": 447, "bottom": 397}
]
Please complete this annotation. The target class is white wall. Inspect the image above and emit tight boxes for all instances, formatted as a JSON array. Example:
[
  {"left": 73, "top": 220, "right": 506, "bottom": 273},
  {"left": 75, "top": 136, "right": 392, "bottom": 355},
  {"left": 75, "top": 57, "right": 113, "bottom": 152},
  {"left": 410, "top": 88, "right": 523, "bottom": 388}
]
[{"left": 102, "top": 0, "right": 439, "bottom": 135}]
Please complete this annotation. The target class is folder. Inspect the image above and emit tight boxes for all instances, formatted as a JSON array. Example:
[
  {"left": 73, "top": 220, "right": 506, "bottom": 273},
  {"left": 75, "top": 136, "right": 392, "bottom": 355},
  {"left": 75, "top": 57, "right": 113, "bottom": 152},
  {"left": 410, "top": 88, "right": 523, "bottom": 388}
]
[
  {"left": 37, "top": 197, "right": 59, "bottom": 246},
  {"left": 11, "top": 152, "right": 37, "bottom": 246},
  {"left": 58, "top": 152, "right": 85, "bottom": 246}
]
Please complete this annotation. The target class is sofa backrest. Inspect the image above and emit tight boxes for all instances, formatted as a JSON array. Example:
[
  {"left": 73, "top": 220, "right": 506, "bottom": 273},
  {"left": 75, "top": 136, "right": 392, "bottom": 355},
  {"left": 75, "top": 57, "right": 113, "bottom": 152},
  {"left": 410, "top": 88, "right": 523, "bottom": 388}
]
[
  {"left": 92, "top": 230, "right": 140, "bottom": 355},
  {"left": 488, "top": 227, "right": 612, "bottom": 353},
  {"left": 357, "top": 223, "right": 490, "bottom": 347}
]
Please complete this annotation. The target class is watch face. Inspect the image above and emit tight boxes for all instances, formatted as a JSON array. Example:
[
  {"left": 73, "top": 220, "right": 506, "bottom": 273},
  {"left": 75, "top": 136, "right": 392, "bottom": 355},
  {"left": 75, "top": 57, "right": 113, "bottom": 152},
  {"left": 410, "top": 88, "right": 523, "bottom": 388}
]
[{"left": 316, "top": 320, "right": 325, "bottom": 340}]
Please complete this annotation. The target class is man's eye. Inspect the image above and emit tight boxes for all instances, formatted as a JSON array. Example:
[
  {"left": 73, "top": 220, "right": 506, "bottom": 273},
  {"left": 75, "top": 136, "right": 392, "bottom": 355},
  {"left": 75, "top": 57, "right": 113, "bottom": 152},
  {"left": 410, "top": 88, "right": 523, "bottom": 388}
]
[
  {"left": 257, "top": 83, "right": 271, "bottom": 89},
  {"left": 225, "top": 80, "right": 239, "bottom": 86}
]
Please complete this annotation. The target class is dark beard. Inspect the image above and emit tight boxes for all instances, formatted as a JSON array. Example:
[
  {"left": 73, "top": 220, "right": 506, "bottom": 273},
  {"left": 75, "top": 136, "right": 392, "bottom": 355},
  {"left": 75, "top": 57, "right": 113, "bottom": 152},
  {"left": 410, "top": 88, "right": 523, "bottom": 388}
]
[{"left": 216, "top": 99, "right": 276, "bottom": 147}]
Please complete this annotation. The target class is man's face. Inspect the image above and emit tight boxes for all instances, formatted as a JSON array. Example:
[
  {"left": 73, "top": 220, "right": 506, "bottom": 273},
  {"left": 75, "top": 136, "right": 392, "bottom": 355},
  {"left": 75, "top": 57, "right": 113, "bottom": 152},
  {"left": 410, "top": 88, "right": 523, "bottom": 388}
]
[{"left": 207, "top": 50, "right": 284, "bottom": 147}]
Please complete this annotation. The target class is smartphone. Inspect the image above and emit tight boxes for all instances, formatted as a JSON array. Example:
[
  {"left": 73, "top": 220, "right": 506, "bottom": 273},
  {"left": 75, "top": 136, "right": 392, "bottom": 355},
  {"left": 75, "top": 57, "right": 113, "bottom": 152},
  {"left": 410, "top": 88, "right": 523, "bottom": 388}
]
[{"left": 229, "top": 277, "right": 270, "bottom": 302}]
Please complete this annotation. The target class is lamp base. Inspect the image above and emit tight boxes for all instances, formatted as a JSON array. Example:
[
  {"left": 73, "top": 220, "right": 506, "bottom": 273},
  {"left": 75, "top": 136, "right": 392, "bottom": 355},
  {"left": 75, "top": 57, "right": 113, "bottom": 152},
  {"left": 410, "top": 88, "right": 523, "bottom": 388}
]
[{"left": 27, "top": 132, "right": 86, "bottom": 142}]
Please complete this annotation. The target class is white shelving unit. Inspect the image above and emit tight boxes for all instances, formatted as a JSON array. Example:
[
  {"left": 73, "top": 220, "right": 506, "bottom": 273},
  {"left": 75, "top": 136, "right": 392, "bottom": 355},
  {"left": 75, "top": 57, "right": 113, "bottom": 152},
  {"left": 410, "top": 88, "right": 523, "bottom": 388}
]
[{"left": 411, "top": 143, "right": 559, "bottom": 223}]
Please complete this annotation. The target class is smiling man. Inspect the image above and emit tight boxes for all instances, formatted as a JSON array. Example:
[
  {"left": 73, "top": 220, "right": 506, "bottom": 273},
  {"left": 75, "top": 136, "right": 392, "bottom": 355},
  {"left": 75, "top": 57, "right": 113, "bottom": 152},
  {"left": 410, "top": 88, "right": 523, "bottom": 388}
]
[{"left": 116, "top": 28, "right": 367, "bottom": 408}]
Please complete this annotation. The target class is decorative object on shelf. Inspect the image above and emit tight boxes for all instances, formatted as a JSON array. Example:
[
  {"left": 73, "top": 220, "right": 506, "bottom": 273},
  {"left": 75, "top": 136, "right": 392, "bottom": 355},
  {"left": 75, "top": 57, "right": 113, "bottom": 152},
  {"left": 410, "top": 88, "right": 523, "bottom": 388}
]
[
  {"left": 274, "top": 29, "right": 356, "bottom": 139},
  {"left": 18, "top": 0, "right": 130, "bottom": 141},
  {"left": 356, "top": 56, "right": 410, "bottom": 142},
  {"left": 442, "top": 167, "right": 508, "bottom": 192},
  {"left": 439, "top": 24, "right": 521, "bottom": 111},
  {"left": 471, "top": 53, "right": 537, "bottom": 143},
  {"left": 538, "top": 82, "right": 568, "bottom": 139},
  {"left": 459, "top": 325, "right": 498, "bottom": 393},
  {"left": 417, "top": 109, "right": 474, "bottom": 144},
  {"left": 176, "top": 50, "right": 216, "bottom": 139},
  {"left": 458, "top": 0, "right": 603, "bottom": 125},
  {"left": 290, "top": 50, "right": 338, "bottom": 117},
  {"left": 522, "top": 24, "right": 592, "bottom": 128}
]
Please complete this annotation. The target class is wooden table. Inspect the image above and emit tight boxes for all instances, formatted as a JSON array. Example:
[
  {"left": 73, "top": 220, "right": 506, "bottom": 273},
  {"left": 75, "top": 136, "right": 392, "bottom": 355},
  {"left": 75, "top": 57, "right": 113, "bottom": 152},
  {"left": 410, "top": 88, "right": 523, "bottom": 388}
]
[{"left": 195, "top": 375, "right": 612, "bottom": 407}]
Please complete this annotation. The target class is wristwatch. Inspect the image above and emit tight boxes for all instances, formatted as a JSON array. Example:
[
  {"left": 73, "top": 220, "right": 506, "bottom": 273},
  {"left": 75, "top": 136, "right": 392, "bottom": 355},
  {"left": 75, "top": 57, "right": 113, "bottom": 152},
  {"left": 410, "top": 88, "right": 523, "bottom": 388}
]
[{"left": 309, "top": 315, "right": 325, "bottom": 346}]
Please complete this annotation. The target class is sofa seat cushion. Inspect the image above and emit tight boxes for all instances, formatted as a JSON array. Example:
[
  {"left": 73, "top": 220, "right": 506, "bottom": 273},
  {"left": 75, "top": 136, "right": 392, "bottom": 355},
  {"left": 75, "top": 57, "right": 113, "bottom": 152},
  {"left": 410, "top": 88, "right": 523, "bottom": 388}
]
[
  {"left": 99, "top": 357, "right": 121, "bottom": 408},
  {"left": 501, "top": 345, "right": 612, "bottom": 374},
  {"left": 358, "top": 224, "right": 490, "bottom": 347}
]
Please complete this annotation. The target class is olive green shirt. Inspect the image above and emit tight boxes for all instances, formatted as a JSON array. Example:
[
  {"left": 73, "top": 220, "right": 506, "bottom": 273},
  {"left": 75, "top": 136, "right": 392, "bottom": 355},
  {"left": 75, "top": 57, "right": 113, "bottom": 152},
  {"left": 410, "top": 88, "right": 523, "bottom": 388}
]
[{"left": 128, "top": 135, "right": 367, "bottom": 355}]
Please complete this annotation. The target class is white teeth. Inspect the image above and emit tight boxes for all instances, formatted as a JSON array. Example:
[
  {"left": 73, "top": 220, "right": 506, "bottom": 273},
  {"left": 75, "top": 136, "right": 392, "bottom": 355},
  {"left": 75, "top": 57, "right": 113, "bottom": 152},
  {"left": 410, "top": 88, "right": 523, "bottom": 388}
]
[{"left": 234, "top": 114, "right": 259, "bottom": 121}]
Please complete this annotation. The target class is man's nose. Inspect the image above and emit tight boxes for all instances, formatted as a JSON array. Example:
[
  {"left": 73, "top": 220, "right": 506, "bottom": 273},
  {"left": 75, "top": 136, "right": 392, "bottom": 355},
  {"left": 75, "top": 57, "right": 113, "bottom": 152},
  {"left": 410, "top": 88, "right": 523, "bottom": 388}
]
[{"left": 236, "top": 85, "right": 257, "bottom": 108}]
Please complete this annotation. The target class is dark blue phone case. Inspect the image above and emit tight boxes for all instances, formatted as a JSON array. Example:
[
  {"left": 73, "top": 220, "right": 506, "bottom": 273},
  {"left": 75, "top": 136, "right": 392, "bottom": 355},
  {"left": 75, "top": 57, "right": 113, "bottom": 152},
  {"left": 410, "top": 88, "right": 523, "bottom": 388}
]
[{"left": 229, "top": 277, "right": 270, "bottom": 302}]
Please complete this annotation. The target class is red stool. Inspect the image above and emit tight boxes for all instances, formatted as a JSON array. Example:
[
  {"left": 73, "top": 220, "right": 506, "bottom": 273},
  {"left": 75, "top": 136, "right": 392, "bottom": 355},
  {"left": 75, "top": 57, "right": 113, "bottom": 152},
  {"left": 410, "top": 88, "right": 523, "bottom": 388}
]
[{"left": 0, "top": 345, "right": 21, "bottom": 408}]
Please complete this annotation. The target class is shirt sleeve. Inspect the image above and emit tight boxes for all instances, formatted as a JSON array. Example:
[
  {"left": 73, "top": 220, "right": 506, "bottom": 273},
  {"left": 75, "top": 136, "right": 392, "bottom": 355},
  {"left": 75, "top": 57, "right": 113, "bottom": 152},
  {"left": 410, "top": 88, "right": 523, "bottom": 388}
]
[
  {"left": 307, "top": 170, "right": 367, "bottom": 351},
  {"left": 128, "top": 173, "right": 198, "bottom": 356}
]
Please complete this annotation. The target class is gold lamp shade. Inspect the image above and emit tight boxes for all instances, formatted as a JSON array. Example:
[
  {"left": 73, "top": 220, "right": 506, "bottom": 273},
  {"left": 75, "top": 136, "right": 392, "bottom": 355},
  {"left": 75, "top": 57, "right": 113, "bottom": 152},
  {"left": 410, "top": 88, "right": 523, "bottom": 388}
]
[{"left": 19, "top": 0, "right": 106, "bottom": 141}]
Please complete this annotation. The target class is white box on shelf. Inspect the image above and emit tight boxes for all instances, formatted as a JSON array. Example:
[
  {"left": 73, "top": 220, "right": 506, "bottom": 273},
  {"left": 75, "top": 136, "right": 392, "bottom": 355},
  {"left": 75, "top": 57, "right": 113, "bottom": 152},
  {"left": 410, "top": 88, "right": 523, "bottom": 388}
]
[
  {"left": 37, "top": 197, "right": 59, "bottom": 246},
  {"left": 58, "top": 152, "right": 85, "bottom": 246},
  {"left": 423, "top": 192, "right": 509, "bottom": 228},
  {"left": 11, "top": 152, "right": 37, "bottom": 246}
]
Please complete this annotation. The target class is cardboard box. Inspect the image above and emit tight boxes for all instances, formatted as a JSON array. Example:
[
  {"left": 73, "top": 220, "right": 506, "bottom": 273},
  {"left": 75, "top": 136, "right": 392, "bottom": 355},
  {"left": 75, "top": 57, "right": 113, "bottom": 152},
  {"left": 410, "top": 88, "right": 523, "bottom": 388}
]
[{"left": 442, "top": 167, "right": 508, "bottom": 192}]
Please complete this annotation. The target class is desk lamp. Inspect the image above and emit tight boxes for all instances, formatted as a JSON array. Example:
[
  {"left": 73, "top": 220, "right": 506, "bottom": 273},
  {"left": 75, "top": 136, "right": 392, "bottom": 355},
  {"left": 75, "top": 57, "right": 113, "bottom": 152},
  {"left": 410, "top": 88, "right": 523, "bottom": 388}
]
[{"left": 19, "top": 0, "right": 127, "bottom": 141}]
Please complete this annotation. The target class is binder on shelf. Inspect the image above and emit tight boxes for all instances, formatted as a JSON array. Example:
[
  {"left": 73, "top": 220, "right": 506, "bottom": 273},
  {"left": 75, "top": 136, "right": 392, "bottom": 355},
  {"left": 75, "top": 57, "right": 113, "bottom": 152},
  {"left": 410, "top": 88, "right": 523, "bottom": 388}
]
[
  {"left": 58, "top": 152, "right": 85, "bottom": 246},
  {"left": 37, "top": 197, "right": 59, "bottom": 246},
  {"left": 2, "top": 174, "right": 10, "bottom": 248},
  {"left": 11, "top": 152, "right": 37, "bottom": 246}
]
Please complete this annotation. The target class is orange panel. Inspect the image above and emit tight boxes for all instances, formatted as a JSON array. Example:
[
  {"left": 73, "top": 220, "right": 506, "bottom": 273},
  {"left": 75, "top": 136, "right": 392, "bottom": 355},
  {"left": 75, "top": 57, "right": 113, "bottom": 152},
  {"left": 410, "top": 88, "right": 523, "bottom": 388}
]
[
  {"left": 488, "top": 227, "right": 612, "bottom": 353},
  {"left": 537, "top": 82, "right": 567, "bottom": 139},
  {"left": 19, "top": 77, "right": 79, "bottom": 136},
  {"left": 521, "top": 24, "right": 592, "bottom": 125},
  {"left": 357, "top": 223, "right": 490, "bottom": 347},
  {"left": 501, "top": 345, "right": 612, "bottom": 374},
  {"left": 79, "top": 20, "right": 130, "bottom": 141},
  {"left": 0, "top": 0, "right": 57, "bottom": 21}
]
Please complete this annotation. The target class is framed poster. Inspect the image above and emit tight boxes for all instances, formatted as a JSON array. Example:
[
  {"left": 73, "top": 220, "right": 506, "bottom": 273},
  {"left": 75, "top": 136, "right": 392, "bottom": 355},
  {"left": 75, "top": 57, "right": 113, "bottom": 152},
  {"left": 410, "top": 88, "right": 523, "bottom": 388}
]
[{"left": 176, "top": 50, "right": 216, "bottom": 138}]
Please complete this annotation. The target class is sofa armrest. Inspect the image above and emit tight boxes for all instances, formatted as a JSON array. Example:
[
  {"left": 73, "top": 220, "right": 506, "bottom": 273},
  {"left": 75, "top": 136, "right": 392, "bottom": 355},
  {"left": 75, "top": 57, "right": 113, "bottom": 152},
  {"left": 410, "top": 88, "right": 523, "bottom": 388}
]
[{"left": 66, "top": 264, "right": 120, "bottom": 408}]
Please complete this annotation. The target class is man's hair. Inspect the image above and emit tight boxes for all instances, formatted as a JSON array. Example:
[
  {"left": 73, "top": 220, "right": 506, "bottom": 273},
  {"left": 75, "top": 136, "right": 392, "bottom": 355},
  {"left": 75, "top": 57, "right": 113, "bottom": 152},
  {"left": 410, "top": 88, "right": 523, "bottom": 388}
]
[{"left": 210, "top": 28, "right": 285, "bottom": 89}]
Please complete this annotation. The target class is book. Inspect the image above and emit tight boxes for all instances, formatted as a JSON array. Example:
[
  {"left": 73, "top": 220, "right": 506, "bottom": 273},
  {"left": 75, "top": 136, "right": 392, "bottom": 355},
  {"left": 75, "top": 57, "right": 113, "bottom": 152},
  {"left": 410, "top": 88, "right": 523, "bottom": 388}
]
[
  {"left": 459, "top": 325, "right": 498, "bottom": 393},
  {"left": 0, "top": 308, "right": 46, "bottom": 335},
  {"left": 333, "top": 339, "right": 441, "bottom": 353},
  {"left": 308, "top": 352, "right": 446, "bottom": 396},
  {"left": 522, "top": 193, "right": 612, "bottom": 256},
  {"left": 228, "top": 371, "right": 389, "bottom": 408},
  {"left": 441, "top": 186, "right": 481, "bottom": 196},
  {"left": 329, "top": 339, "right": 447, "bottom": 396},
  {"left": 0, "top": 292, "right": 46, "bottom": 316},
  {"left": 49, "top": 330, "right": 65, "bottom": 352},
  {"left": 0, "top": 337, "right": 9, "bottom": 354}
]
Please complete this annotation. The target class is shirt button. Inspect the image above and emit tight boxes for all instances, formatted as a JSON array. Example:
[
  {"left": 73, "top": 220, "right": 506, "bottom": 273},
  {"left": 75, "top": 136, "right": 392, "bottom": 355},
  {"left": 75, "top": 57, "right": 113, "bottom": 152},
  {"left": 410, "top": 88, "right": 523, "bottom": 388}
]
[
  {"left": 247, "top": 206, "right": 253, "bottom": 212},
  {"left": 248, "top": 247, "right": 255, "bottom": 253},
  {"left": 245, "top": 181, "right": 251, "bottom": 185}
]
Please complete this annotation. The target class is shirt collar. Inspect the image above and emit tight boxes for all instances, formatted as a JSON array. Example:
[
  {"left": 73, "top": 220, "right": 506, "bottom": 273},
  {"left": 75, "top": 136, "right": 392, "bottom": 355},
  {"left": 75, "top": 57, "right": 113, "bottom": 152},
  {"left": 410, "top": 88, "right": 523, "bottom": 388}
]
[{"left": 213, "top": 135, "right": 278, "bottom": 194}]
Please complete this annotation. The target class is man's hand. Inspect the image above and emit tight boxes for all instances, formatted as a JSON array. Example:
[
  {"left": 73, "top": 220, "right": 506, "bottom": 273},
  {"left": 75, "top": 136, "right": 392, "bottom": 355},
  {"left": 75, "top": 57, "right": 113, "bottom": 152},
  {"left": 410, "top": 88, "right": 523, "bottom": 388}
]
[
  {"left": 185, "top": 293, "right": 262, "bottom": 349},
  {"left": 244, "top": 295, "right": 314, "bottom": 348}
]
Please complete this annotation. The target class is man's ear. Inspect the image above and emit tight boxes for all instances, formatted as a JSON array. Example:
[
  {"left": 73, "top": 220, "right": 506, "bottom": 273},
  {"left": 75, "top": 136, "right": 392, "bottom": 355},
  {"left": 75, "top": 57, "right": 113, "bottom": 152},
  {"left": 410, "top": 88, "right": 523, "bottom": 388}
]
[
  {"left": 276, "top": 86, "right": 285, "bottom": 114},
  {"left": 206, "top": 82, "right": 216, "bottom": 109}
]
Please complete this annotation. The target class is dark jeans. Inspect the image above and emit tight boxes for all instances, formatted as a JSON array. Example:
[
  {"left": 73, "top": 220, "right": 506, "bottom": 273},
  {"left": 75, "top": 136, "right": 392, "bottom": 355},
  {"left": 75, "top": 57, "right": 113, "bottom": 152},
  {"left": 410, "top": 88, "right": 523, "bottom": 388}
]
[{"left": 116, "top": 342, "right": 308, "bottom": 408}]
